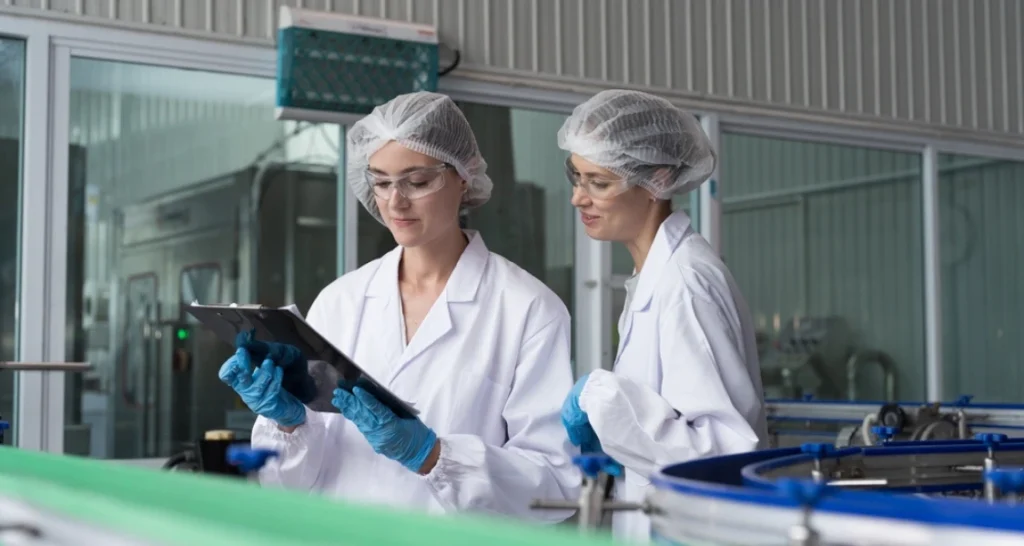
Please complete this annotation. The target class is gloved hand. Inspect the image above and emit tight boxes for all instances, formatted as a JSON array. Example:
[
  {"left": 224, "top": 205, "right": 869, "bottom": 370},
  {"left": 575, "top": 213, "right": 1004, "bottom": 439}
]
[
  {"left": 332, "top": 386, "right": 437, "bottom": 473},
  {"left": 234, "top": 331, "right": 318, "bottom": 404},
  {"left": 562, "top": 373, "right": 623, "bottom": 477},
  {"left": 218, "top": 348, "right": 306, "bottom": 427}
]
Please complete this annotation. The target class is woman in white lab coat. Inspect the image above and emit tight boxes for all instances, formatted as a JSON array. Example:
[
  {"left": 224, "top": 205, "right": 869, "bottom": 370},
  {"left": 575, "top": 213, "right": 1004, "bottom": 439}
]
[
  {"left": 556, "top": 90, "right": 769, "bottom": 541},
  {"left": 218, "top": 91, "right": 579, "bottom": 519}
]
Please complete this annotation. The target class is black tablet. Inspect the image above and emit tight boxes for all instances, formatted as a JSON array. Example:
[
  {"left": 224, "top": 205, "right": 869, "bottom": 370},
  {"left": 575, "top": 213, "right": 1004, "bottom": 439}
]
[{"left": 185, "top": 304, "right": 418, "bottom": 419}]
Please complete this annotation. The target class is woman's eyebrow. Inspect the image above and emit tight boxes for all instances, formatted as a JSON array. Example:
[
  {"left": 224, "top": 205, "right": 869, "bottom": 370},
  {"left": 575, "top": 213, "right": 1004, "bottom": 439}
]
[{"left": 368, "top": 165, "right": 438, "bottom": 175}]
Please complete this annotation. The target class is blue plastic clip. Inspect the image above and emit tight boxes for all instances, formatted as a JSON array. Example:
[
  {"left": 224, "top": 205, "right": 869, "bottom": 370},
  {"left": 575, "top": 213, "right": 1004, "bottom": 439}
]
[
  {"left": 800, "top": 442, "right": 836, "bottom": 459},
  {"left": 976, "top": 432, "right": 1009, "bottom": 448},
  {"left": 777, "top": 478, "right": 833, "bottom": 508},
  {"left": 572, "top": 453, "right": 620, "bottom": 479},
  {"left": 955, "top": 394, "right": 974, "bottom": 407},
  {"left": 226, "top": 445, "right": 279, "bottom": 473},
  {"left": 871, "top": 425, "right": 898, "bottom": 443},
  {"left": 984, "top": 469, "right": 1024, "bottom": 495}
]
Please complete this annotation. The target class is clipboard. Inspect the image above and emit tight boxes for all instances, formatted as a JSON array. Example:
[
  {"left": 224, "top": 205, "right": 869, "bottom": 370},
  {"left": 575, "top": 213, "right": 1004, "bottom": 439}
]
[{"left": 185, "top": 303, "right": 418, "bottom": 419}]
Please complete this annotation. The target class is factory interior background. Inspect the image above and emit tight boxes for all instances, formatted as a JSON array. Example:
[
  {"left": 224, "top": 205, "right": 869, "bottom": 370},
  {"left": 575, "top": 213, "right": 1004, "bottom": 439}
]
[{"left": 0, "top": 0, "right": 1020, "bottom": 464}]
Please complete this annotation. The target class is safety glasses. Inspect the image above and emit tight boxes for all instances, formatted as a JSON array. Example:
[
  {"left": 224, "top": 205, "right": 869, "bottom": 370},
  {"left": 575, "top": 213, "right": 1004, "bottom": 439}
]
[
  {"left": 563, "top": 157, "right": 631, "bottom": 199},
  {"left": 365, "top": 163, "right": 451, "bottom": 201}
]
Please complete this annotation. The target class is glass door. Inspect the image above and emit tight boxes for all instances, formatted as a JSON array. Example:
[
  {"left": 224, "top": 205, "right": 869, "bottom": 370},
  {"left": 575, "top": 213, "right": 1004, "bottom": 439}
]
[{"left": 0, "top": 37, "right": 26, "bottom": 446}]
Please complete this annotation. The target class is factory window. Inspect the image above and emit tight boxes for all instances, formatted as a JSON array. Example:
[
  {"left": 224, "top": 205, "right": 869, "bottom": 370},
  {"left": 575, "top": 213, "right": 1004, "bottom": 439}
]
[
  {"left": 356, "top": 103, "right": 576, "bottom": 320},
  {"left": 719, "top": 133, "right": 925, "bottom": 403},
  {"left": 939, "top": 154, "right": 1024, "bottom": 403},
  {"left": 0, "top": 38, "right": 24, "bottom": 446},
  {"left": 63, "top": 58, "right": 343, "bottom": 459}
]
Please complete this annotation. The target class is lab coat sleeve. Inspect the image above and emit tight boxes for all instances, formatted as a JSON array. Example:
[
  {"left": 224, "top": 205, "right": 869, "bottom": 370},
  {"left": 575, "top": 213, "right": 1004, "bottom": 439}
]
[
  {"left": 250, "top": 408, "right": 331, "bottom": 491},
  {"left": 422, "top": 315, "right": 581, "bottom": 521},
  {"left": 580, "top": 294, "right": 762, "bottom": 481}
]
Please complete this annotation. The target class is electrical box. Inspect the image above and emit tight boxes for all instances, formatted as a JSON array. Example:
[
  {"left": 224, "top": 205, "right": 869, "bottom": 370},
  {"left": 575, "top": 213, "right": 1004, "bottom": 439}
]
[{"left": 276, "top": 6, "right": 440, "bottom": 125}]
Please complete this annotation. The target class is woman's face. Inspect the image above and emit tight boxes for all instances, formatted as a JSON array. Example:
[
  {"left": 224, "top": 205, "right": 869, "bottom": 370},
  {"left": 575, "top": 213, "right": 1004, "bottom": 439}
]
[
  {"left": 568, "top": 154, "right": 657, "bottom": 242},
  {"left": 368, "top": 141, "right": 466, "bottom": 248}
]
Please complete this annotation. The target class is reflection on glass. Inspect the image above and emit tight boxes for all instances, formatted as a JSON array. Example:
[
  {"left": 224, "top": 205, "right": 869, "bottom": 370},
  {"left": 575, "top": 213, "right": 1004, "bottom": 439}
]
[
  {"left": 357, "top": 104, "right": 575, "bottom": 313},
  {"left": 65, "top": 59, "right": 341, "bottom": 458},
  {"left": 939, "top": 154, "right": 1024, "bottom": 403},
  {"left": 0, "top": 38, "right": 24, "bottom": 446},
  {"left": 720, "top": 133, "right": 923, "bottom": 402}
]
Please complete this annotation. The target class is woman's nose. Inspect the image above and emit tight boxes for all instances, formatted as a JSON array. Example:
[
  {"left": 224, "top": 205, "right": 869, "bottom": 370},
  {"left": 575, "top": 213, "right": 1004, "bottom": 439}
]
[
  {"left": 569, "top": 185, "right": 589, "bottom": 208},
  {"left": 389, "top": 190, "right": 412, "bottom": 210}
]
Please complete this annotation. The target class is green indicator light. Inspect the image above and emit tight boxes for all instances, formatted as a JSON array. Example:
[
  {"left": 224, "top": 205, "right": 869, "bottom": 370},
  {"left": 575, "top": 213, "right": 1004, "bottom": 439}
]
[{"left": 176, "top": 328, "right": 189, "bottom": 341}]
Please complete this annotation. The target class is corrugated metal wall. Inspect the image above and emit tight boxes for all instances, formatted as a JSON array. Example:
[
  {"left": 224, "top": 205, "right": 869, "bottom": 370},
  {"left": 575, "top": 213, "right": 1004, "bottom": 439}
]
[{"left": 6, "top": 0, "right": 1023, "bottom": 139}]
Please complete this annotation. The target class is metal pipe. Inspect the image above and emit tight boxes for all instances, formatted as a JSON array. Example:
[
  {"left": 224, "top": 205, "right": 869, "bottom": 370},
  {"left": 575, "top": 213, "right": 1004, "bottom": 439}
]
[
  {"left": 922, "top": 145, "right": 943, "bottom": 402},
  {"left": 956, "top": 409, "right": 969, "bottom": 439},
  {"left": 0, "top": 362, "right": 92, "bottom": 372},
  {"left": 984, "top": 455, "right": 998, "bottom": 503},
  {"left": 860, "top": 413, "right": 878, "bottom": 446},
  {"left": 846, "top": 350, "right": 898, "bottom": 402}
]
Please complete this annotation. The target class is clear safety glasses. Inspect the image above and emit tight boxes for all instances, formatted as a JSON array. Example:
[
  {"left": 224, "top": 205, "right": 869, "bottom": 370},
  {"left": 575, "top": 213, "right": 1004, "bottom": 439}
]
[
  {"left": 564, "top": 157, "right": 631, "bottom": 200},
  {"left": 365, "top": 163, "right": 451, "bottom": 201}
]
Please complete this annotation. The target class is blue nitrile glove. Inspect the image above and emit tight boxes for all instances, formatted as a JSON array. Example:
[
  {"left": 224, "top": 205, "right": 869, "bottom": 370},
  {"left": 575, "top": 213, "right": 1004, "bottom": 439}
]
[
  {"left": 218, "top": 348, "right": 306, "bottom": 427},
  {"left": 332, "top": 386, "right": 437, "bottom": 473},
  {"left": 561, "top": 373, "right": 624, "bottom": 477},
  {"left": 234, "top": 330, "right": 317, "bottom": 404}
]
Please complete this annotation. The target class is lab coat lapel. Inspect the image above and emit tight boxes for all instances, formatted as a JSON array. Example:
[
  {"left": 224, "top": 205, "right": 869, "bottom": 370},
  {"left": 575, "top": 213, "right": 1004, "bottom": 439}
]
[
  {"left": 385, "top": 231, "right": 489, "bottom": 385},
  {"left": 364, "top": 246, "right": 404, "bottom": 374},
  {"left": 614, "top": 211, "right": 693, "bottom": 365}
]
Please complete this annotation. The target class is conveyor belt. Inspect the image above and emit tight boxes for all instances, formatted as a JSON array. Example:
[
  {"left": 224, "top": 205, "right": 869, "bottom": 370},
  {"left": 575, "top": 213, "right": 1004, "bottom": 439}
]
[
  {"left": 0, "top": 447, "right": 615, "bottom": 546},
  {"left": 649, "top": 438, "right": 1024, "bottom": 545}
]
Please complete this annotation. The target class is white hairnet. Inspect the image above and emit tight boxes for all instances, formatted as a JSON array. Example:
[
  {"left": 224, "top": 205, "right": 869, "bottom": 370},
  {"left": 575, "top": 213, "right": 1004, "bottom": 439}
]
[
  {"left": 557, "top": 89, "right": 717, "bottom": 199},
  {"left": 347, "top": 91, "right": 492, "bottom": 223}
]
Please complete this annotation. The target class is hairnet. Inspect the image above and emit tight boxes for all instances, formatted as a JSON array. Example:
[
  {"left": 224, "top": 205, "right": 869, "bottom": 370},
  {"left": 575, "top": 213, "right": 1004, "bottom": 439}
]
[
  {"left": 347, "top": 91, "right": 493, "bottom": 223},
  {"left": 557, "top": 89, "right": 717, "bottom": 199}
]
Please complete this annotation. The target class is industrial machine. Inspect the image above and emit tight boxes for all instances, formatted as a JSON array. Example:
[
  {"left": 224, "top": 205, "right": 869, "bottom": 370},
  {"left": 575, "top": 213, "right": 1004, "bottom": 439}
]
[
  {"left": 766, "top": 397, "right": 1024, "bottom": 449},
  {"left": 758, "top": 316, "right": 898, "bottom": 402},
  {"left": 71, "top": 161, "right": 338, "bottom": 459}
]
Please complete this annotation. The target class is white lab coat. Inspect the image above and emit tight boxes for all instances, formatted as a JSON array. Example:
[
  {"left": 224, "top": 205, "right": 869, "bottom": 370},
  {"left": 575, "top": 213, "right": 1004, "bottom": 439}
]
[
  {"left": 579, "top": 211, "right": 768, "bottom": 542},
  {"left": 251, "top": 231, "right": 580, "bottom": 521}
]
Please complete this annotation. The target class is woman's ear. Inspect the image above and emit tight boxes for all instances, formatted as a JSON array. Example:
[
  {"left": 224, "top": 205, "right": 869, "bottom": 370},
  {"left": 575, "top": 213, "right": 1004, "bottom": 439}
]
[{"left": 649, "top": 167, "right": 675, "bottom": 196}]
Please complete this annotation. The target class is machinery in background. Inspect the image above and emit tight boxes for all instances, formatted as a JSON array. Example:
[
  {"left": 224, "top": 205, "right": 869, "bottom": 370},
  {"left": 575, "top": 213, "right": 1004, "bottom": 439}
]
[
  {"left": 69, "top": 162, "right": 338, "bottom": 459},
  {"left": 758, "top": 316, "right": 898, "bottom": 402},
  {"left": 161, "top": 429, "right": 278, "bottom": 479},
  {"left": 766, "top": 396, "right": 1024, "bottom": 449}
]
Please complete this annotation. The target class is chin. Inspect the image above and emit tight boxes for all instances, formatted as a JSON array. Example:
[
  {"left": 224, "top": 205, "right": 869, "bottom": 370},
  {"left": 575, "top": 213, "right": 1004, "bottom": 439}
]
[
  {"left": 583, "top": 224, "right": 615, "bottom": 242},
  {"left": 389, "top": 227, "right": 429, "bottom": 248}
]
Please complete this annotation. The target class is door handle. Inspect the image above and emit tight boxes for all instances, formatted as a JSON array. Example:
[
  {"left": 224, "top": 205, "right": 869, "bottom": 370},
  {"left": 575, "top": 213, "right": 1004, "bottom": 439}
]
[{"left": 0, "top": 361, "right": 93, "bottom": 372}]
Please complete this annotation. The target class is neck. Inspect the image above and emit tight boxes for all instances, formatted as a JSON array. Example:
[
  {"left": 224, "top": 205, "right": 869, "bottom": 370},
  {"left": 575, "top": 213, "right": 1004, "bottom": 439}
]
[
  {"left": 624, "top": 205, "right": 672, "bottom": 273},
  {"left": 399, "top": 226, "right": 468, "bottom": 287}
]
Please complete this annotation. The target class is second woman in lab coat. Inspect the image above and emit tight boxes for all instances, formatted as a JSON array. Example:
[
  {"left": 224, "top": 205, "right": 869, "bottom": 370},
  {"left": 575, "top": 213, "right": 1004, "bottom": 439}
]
[
  {"left": 556, "top": 90, "right": 769, "bottom": 541},
  {"left": 219, "top": 92, "right": 579, "bottom": 519}
]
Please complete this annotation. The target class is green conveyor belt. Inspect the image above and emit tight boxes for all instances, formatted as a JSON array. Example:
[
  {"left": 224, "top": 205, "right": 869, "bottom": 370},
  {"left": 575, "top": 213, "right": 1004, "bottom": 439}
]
[{"left": 0, "top": 447, "right": 616, "bottom": 546}]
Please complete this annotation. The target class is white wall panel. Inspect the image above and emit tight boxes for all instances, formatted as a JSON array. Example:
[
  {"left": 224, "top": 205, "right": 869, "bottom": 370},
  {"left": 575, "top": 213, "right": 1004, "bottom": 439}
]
[{"left": 4, "top": 0, "right": 1022, "bottom": 141}]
